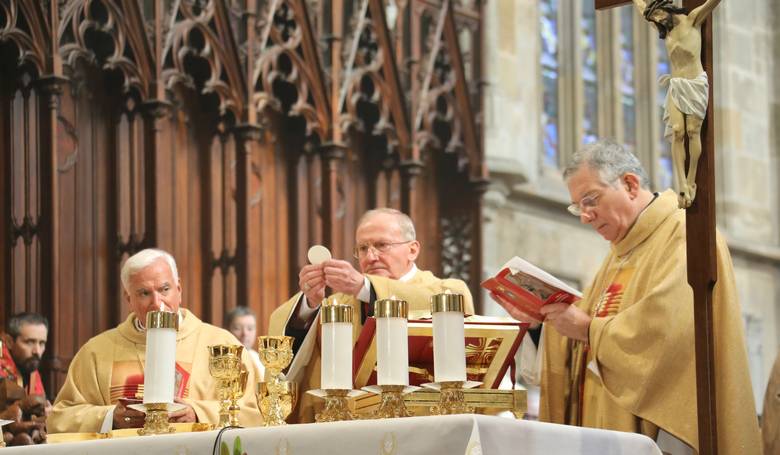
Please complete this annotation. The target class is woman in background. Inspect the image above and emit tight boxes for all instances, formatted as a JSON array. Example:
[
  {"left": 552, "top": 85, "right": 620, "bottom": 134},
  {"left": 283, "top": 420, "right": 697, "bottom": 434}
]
[{"left": 225, "top": 306, "right": 264, "bottom": 379}]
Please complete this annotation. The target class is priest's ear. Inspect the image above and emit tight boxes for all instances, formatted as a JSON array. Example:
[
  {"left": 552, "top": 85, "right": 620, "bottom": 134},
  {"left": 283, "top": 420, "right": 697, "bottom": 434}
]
[
  {"left": 621, "top": 173, "right": 642, "bottom": 198},
  {"left": 407, "top": 240, "right": 421, "bottom": 262}
]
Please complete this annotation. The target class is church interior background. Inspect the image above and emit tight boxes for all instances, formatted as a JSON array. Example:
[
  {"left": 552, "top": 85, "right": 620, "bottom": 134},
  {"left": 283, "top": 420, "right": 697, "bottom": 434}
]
[{"left": 1, "top": 0, "right": 778, "bottom": 421}]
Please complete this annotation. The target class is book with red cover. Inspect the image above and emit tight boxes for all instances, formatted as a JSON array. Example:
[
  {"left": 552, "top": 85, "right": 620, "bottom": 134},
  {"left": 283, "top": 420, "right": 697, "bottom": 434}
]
[
  {"left": 353, "top": 316, "right": 528, "bottom": 389},
  {"left": 481, "top": 256, "right": 581, "bottom": 321}
]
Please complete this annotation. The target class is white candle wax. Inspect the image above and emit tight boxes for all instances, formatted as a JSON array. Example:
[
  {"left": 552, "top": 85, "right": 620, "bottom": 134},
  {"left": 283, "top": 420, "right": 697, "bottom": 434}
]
[
  {"left": 432, "top": 311, "right": 466, "bottom": 382},
  {"left": 143, "top": 325, "right": 177, "bottom": 404},
  {"left": 377, "top": 317, "right": 409, "bottom": 385},
  {"left": 321, "top": 321, "right": 353, "bottom": 389}
]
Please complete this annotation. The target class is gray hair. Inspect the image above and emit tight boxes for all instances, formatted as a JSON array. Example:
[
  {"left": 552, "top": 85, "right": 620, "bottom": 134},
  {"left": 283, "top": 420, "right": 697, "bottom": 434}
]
[
  {"left": 6, "top": 312, "right": 49, "bottom": 339},
  {"left": 357, "top": 208, "right": 416, "bottom": 241},
  {"left": 563, "top": 139, "right": 651, "bottom": 189},
  {"left": 120, "top": 248, "right": 180, "bottom": 292},
  {"left": 225, "top": 306, "right": 256, "bottom": 327}
]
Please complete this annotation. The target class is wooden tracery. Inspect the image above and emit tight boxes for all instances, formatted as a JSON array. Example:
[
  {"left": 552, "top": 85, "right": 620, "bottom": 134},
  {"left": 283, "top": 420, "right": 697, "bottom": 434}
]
[{"left": 0, "top": 0, "right": 486, "bottom": 396}]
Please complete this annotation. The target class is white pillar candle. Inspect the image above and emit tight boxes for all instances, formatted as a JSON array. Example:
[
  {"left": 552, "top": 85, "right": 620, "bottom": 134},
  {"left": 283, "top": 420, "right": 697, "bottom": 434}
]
[
  {"left": 375, "top": 298, "right": 409, "bottom": 386},
  {"left": 143, "top": 311, "right": 179, "bottom": 404},
  {"left": 320, "top": 305, "right": 354, "bottom": 390},
  {"left": 431, "top": 293, "right": 466, "bottom": 383}
]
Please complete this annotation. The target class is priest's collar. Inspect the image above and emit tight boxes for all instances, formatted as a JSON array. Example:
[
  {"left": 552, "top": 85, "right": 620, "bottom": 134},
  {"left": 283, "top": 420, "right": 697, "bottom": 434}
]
[
  {"left": 133, "top": 309, "right": 184, "bottom": 332},
  {"left": 612, "top": 189, "right": 679, "bottom": 257},
  {"left": 399, "top": 263, "right": 418, "bottom": 282}
]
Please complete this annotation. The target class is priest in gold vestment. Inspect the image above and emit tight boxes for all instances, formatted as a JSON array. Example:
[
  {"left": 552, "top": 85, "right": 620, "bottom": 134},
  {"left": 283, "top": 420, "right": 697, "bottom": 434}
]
[
  {"left": 268, "top": 208, "right": 474, "bottom": 423},
  {"left": 493, "top": 140, "right": 761, "bottom": 454},
  {"left": 49, "top": 249, "right": 262, "bottom": 433}
]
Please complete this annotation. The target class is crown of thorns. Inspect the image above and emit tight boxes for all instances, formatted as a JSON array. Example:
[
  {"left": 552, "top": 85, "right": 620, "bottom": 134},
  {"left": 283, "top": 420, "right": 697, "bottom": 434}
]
[{"left": 644, "top": 0, "right": 674, "bottom": 20}]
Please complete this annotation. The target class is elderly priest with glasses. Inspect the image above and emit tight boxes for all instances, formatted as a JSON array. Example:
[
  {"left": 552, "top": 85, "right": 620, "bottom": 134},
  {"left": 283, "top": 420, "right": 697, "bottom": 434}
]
[
  {"left": 491, "top": 139, "right": 761, "bottom": 455},
  {"left": 268, "top": 208, "right": 474, "bottom": 423}
]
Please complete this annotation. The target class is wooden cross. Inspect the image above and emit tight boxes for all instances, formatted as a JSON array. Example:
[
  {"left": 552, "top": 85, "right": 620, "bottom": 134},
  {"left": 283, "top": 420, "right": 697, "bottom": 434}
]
[{"left": 594, "top": 1, "right": 718, "bottom": 454}]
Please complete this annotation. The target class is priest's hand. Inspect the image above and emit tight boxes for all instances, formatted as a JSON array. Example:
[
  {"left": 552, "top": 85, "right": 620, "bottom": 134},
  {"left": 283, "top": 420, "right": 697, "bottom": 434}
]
[
  {"left": 113, "top": 401, "right": 145, "bottom": 429},
  {"left": 299, "top": 264, "right": 326, "bottom": 308},
  {"left": 489, "top": 292, "right": 542, "bottom": 328},
  {"left": 168, "top": 399, "right": 197, "bottom": 423},
  {"left": 541, "top": 303, "right": 591, "bottom": 342},
  {"left": 322, "top": 259, "right": 364, "bottom": 297}
]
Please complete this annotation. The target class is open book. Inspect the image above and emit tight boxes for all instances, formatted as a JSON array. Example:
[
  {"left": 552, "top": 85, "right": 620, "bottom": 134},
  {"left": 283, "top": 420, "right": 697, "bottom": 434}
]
[{"left": 481, "top": 256, "right": 582, "bottom": 321}]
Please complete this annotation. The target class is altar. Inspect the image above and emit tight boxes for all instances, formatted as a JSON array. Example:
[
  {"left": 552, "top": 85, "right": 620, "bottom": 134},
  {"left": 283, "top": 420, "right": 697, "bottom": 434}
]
[{"left": 3, "top": 415, "right": 661, "bottom": 455}]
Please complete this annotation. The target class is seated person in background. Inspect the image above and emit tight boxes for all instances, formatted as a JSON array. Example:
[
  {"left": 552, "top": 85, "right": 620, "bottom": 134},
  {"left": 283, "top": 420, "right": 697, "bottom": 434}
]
[
  {"left": 269, "top": 208, "right": 474, "bottom": 423},
  {"left": 1, "top": 313, "right": 49, "bottom": 400},
  {"left": 0, "top": 312, "right": 51, "bottom": 446},
  {"left": 491, "top": 139, "right": 760, "bottom": 454},
  {"left": 49, "top": 249, "right": 262, "bottom": 433},
  {"left": 225, "top": 306, "right": 264, "bottom": 378}
]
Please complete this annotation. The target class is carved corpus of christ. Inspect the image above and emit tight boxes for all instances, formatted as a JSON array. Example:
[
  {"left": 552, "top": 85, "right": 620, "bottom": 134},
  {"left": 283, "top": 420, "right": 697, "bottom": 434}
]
[{"left": 634, "top": 0, "right": 722, "bottom": 208}]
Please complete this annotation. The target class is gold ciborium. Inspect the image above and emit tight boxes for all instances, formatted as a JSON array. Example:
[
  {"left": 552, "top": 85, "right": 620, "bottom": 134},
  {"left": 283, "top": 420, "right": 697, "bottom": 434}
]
[
  {"left": 256, "top": 380, "right": 298, "bottom": 426},
  {"left": 256, "top": 336, "right": 296, "bottom": 426},
  {"left": 208, "top": 344, "right": 244, "bottom": 428}
]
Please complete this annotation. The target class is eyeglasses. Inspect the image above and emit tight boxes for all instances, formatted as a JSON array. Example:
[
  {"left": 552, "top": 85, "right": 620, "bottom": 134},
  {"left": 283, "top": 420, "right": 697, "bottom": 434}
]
[
  {"left": 567, "top": 192, "right": 603, "bottom": 217},
  {"left": 353, "top": 240, "right": 413, "bottom": 258}
]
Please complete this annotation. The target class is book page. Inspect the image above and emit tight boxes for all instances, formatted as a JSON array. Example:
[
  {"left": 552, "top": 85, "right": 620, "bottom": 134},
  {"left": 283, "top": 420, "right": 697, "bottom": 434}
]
[{"left": 501, "top": 256, "right": 582, "bottom": 298}]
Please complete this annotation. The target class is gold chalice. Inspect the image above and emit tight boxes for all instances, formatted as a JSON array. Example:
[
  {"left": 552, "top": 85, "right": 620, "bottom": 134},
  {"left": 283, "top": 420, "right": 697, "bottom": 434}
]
[
  {"left": 256, "top": 336, "right": 295, "bottom": 426},
  {"left": 257, "top": 336, "right": 293, "bottom": 381},
  {"left": 208, "top": 344, "right": 244, "bottom": 427}
]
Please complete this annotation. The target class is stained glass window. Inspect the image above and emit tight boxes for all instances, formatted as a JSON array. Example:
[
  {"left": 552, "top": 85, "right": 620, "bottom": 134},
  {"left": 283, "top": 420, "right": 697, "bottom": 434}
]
[
  {"left": 620, "top": 7, "right": 636, "bottom": 151},
  {"left": 657, "top": 38, "right": 673, "bottom": 190},
  {"left": 541, "top": 0, "right": 559, "bottom": 166},
  {"left": 581, "top": 1, "right": 598, "bottom": 145}
]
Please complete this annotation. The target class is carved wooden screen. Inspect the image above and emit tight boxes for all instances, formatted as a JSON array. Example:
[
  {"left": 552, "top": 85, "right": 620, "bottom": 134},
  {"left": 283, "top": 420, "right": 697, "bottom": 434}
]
[{"left": 0, "top": 0, "right": 486, "bottom": 397}]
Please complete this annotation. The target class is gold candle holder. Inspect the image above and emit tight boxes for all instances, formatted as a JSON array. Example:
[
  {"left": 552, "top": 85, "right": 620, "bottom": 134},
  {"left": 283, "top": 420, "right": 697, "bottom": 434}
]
[
  {"left": 429, "top": 381, "right": 474, "bottom": 415},
  {"left": 137, "top": 403, "right": 174, "bottom": 435},
  {"left": 373, "top": 385, "right": 411, "bottom": 418},
  {"left": 208, "top": 344, "right": 244, "bottom": 428},
  {"left": 256, "top": 335, "right": 296, "bottom": 426},
  {"left": 315, "top": 390, "right": 356, "bottom": 423}
]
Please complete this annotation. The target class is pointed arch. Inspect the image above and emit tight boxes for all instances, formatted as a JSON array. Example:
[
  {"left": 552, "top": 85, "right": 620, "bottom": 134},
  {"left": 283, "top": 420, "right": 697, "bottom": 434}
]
[
  {"left": 253, "top": 0, "right": 330, "bottom": 140},
  {"left": 339, "top": 0, "right": 411, "bottom": 154},
  {"left": 414, "top": 0, "right": 482, "bottom": 180},
  {"left": 161, "top": 0, "right": 246, "bottom": 120},
  {"left": 0, "top": 0, "right": 50, "bottom": 75},
  {"left": 58, "top": 0, "right": 154, "bottom": 98}
]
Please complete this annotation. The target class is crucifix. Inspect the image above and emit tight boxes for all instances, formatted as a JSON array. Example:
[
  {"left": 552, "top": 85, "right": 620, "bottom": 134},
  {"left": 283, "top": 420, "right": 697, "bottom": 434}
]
[{"left": 595, "top": 0, "right": 720, "bottom": 454}]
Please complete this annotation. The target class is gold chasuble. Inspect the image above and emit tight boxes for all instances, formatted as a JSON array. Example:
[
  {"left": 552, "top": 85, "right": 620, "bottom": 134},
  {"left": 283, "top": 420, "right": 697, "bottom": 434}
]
[
  {"left": 49, "top": 309, "right": 262, "bottom": 433},
  {"left": 540, "top": 190, "right": 761, "bottom": 454},
  {"left": 268, "top": 269, "right": 474, "bottom": 423}
]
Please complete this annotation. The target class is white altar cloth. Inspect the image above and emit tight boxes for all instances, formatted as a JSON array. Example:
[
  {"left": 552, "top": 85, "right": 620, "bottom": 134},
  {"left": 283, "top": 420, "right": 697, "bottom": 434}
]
[{"left": 5, "top": 415, "right": 661, "bottom": 455}]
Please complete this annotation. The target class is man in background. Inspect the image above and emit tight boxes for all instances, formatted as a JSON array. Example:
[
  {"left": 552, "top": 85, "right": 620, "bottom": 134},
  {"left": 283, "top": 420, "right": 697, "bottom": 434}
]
[
  {"left": 1, "top": 312, "right": 49, "bottom": 398},
  {"left": 225, "top": 306, "right": 264, "bottom": 377}
]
